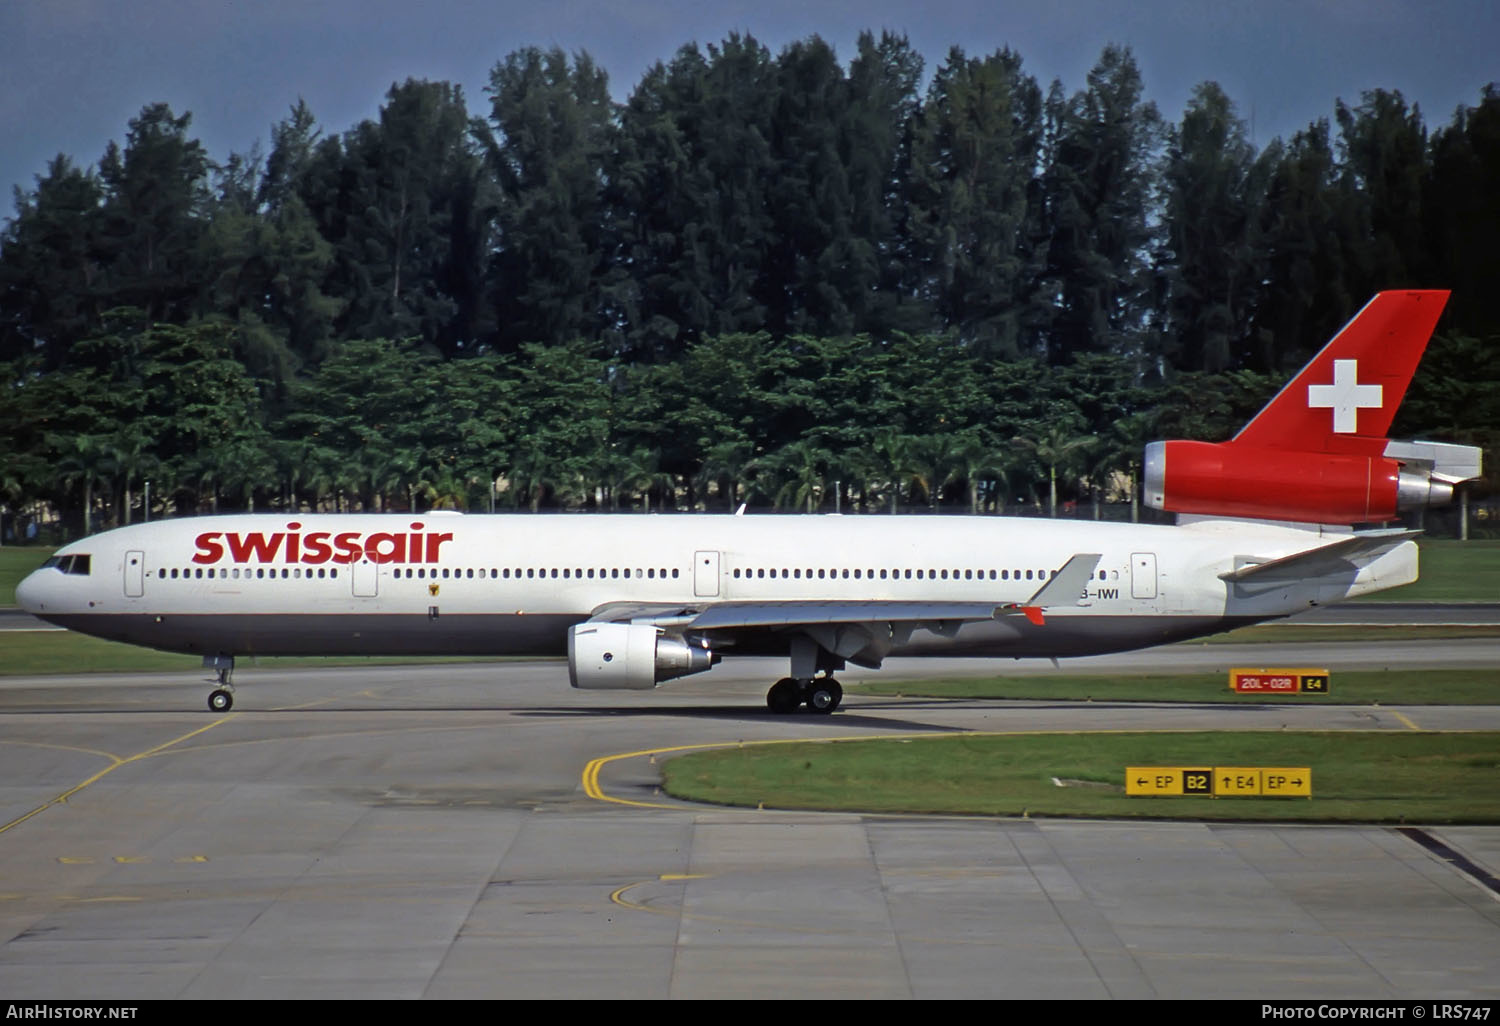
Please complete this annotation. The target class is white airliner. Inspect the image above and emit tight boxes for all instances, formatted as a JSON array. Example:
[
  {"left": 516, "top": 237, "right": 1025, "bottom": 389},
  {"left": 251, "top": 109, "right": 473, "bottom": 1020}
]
[{"left": 16, "top": 291, "right": 1481, "bottom": 714}]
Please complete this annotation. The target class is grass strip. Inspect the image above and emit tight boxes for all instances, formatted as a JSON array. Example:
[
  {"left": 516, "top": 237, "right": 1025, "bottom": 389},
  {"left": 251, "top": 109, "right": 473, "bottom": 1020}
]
[
  {"left": 850, "top": 668, "right": 1500, "bottom": 705},
  {"left": 0, "top": 546, "right": 52, "bottom": 607},
  {"left": 0, "top": 629, "right": 541, "bottom": 675},
  {"left": 1362, "top": 539, "right": 1500, "bottom": 603},
  {"left": 661, "top": 730, "right": 1500, "bottom": 822}
]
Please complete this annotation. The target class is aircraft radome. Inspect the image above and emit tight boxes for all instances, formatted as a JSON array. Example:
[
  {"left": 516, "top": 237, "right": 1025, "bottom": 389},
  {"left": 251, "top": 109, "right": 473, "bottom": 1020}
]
[{"left": 17, "top": 290, "right": 1481, "bottom": 714}]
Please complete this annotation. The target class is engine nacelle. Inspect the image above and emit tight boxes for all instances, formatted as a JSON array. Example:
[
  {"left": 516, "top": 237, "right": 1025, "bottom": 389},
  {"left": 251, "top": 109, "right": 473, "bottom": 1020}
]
[
  {"left": 567, "top": 622, "right": 715, "bottom": 690},
  {"left": 1143, "top": 440, "right": 1463, "bottom": 525}
]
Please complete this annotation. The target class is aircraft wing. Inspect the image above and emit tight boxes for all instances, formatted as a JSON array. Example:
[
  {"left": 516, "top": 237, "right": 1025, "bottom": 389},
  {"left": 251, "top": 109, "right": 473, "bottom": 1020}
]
[
  {"left": 589, "top": 554, "right": 1103, "bottom": 642},
  {"left": 686, "top": 600, "right": 1003, "bottom": 630},
  {"left": 1218, "top": 529, "right": 1422, "bottom": 582}
]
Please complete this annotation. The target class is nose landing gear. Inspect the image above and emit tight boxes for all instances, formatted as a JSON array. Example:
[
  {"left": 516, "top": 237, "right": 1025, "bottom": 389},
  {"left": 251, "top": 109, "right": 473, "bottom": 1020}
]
[{"left": 204, "top": 655, "right": 235, "bottom": 712}]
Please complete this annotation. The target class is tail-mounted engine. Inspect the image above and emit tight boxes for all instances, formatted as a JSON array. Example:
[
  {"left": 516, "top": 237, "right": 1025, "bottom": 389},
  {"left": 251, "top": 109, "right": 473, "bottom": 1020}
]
[
  {"left": 567, "top": 622, "right": 715, "bottom": 690},
  {"left": 1144, "top": 438, "right": 1482, "bottom": 525}
]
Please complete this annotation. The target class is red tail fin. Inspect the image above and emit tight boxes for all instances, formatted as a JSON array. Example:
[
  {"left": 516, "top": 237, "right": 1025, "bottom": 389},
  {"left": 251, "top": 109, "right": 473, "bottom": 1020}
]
[{"left": 1232, "top": 290, "right": 1449, "bottom": 455}]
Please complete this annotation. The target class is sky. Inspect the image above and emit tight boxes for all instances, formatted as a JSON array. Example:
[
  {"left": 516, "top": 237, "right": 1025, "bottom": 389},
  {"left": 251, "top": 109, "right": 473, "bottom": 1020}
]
[{"left": 1, "top": 0, "right": 1496, "bottom": 202}]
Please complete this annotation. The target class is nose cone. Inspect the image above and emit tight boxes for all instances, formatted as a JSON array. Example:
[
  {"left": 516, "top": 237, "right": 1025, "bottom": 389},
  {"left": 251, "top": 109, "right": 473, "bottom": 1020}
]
[{"left": 16, "top": 569, "right": 51, "bottom": 614}]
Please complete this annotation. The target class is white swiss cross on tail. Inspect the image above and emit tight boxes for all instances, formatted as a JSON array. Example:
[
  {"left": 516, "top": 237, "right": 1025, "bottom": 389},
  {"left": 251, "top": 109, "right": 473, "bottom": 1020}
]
[{"left": 1307, "top": 359, "right": 1382, "bottom": 433}]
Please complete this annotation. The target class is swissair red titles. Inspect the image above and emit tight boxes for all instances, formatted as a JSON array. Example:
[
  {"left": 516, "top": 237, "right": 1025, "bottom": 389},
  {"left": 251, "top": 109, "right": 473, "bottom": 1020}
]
[{"left": 192, "top": 522, "right": 455, "bottom": 565}]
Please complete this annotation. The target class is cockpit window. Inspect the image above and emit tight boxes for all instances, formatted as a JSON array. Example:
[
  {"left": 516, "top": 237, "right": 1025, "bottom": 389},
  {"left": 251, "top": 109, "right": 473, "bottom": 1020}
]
[{"left": 42, "top": 554, "right": 91, "bottom": 575}]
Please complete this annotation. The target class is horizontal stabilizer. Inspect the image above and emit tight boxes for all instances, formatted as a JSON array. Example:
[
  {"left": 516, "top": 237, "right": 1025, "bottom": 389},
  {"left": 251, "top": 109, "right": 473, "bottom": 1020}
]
[
  {"left": 1384, "top": 439, "right": 1483, "bottom": 483},
  {"left": 1219, "top": 530, "right": 1421, "bottom": 582}
]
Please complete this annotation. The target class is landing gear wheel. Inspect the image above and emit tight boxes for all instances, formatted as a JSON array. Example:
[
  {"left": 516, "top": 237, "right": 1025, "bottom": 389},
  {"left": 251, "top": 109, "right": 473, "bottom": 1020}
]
[
  {"left": 767, "top": 678, "right": 801, "bottom": 714},
  {"left": 805, "top": 678, "right": 842, "bottom": 714},
  {"left": 208, "top": 688, "right": 234, "bottom": 712}
]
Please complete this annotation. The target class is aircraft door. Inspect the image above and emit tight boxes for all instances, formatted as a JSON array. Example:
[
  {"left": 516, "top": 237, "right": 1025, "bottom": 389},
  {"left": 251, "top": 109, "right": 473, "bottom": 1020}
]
[
  {"left": 1130, "top": 552, "right": 1158, "bottom": 600},
  {"left": 124, "top": 550, "right": 144, "bottom": 598},
  {"left": 352, "top": 551, "right": 379, "bottom": 598},
  {"left": 693, "top": 551, "right": 720, "bottom": 597}
]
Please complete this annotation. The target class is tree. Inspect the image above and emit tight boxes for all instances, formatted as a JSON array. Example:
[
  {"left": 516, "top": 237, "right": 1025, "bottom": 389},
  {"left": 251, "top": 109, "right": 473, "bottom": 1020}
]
[
  {"left": 1424, "top": 88, "right": 1500, "bottom": 342},
  {"left": 844, "top": 31, "right": 926, "bottom": 337},
  {"left": 0, "top": 156, "right": 105, "bottom": 368},
  {"left": 1037, "top": 47, "right": 1164, "bottom": 365},
  {"left": 1337, "top": 89, "right": 1431, "bottom": 294},
  {"left": 1250, "top": 122, "right": 1362, "bottom": 372},
  {"left": 768, "top": 439, "right": 831, "bottom": 512},
  {"left": 906, "top": 47, "right": 1044, "bottom": 356},
  {"left": 1159, "top": 82, "right": 1263, "bottom": 372},
  {"left": 313, "top": 80, "right": 491, "bottom": 355},
  {"left": 486, "top": 48, "right": 617, "bottom": 352},
  {"left": 1012, "top": 422, "right": 1094, "bottom": 516},
  {"left": 95, "top": 105, "right": 213, "bottom": 326}
]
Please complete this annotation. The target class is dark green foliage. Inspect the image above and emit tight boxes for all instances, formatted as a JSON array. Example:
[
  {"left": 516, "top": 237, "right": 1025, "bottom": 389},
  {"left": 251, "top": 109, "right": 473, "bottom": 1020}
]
[
  {"left": 1037, "top": 47, "right": 1164, "bottom": 365},
  {"left": 486, "top": 48, "right": 616, "bottom": 353},
  {"left": 1160, "top": 83, "right": 1263, "bottom": 372},
  {"left": 1, "top": 36, "right": 1496, "bottom": 530},
  {"left": 906, "top": 47, "right": 1044, "bottom": 357}
]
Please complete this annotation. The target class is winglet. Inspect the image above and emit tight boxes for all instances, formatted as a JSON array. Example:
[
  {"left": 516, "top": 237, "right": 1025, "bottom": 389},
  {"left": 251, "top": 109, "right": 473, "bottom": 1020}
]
[
  {"left": 998, "top": 554, "right": 1103, "bottom": 627},
  {"left": 1026, "top": 553, "right": 1103, "bottom": 606}
]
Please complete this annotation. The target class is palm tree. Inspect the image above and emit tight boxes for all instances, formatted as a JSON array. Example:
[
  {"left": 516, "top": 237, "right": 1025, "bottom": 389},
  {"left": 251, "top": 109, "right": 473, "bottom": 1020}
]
[
  {"left": 901, "top": 434, "right": 959, "bottom": 512},
  {"left": 696, "top": 439, "right": 757, "bottom": 510},
  {"left": 51, "top": 433, "right": 113, "bottom": 535},
  {"left": 1013, "top": 425, "right": 1096, "bottom": 517},
  {"left": 770, "top": 440, "right": 830, "bottom": 513},
  {"left": 418, "top": 464, "right": 471, "bottom": 510},
  {"left": 949, "top": 431, "right": 1011, "bottom": 514}
]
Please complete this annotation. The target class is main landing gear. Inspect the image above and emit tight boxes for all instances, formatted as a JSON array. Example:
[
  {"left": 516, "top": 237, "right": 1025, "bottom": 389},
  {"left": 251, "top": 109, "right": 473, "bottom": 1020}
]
[
  {"left": 765, "top": 676, "right": 843, "bottom": 715},
  {"left": 204, "top": 655, "right": 235, "bottom": 712}
]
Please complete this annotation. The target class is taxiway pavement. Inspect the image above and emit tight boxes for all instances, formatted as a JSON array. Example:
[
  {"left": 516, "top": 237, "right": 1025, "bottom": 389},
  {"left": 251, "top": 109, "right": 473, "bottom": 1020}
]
[{"left": 0, "top": 643, "right": 1497, "bottom": 999}]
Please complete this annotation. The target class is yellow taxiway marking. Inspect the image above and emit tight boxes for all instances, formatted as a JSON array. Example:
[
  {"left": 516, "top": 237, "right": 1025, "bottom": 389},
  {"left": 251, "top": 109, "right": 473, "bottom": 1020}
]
[
  {"left": 1390, "top": 710, "right": 1422, "bottom": 731},
  {"left": 582, "top": 732, "right": 950, "bottom": 808},
  {"left": 0, "top": 715, "right": 237, "bottom": 837}
]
